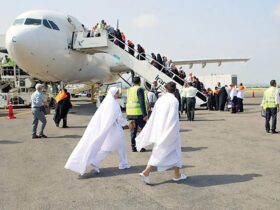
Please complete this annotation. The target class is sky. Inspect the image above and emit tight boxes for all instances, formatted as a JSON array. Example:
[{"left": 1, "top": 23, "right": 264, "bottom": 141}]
[{"left": 1, "top": 0, "right": 280, "bottom": 86}]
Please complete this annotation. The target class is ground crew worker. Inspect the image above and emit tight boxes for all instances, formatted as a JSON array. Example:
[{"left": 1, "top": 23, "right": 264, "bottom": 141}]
[
  {"left": 126, "top": 77, "right": 148, "bottom": 152},
  {"left": 261, "top": 80, "right": 280, "bottom": 134},
  {"left": 186, "top": 82, "right": 198, "bottom": 121}
]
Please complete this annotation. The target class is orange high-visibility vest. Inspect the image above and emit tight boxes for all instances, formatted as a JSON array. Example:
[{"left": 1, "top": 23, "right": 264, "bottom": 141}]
[{"left": 55, "top": 90, "right": 68, "bottom": 103}]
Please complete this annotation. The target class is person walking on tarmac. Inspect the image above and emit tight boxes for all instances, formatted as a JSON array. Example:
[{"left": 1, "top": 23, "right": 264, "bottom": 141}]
[
  {"left": 54, "top": 89, "right": 72, "bottom": 128},
  {"left": 126, "top": 77, "right": 148, "bottom": 152},
  {"left": 261, "top": 80, "right": 280, "bottom": 134},
  {"left": 31, "top": 83, "right": 47, "bottom": 139}
]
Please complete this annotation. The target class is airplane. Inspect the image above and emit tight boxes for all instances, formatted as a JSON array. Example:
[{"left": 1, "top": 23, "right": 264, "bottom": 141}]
[{"left": 4, "top": 10, "right": 249, "bottom": 86}]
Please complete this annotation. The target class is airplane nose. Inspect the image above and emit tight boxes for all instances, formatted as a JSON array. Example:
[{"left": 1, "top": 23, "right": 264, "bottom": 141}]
[{"left": 6, "top": 27, "right": 38, "bottom": 65}]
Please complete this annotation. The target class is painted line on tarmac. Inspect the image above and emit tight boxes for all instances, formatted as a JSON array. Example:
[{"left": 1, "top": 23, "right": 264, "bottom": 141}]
[
  {"left": 0, "top": 111, "right": 31, "bottom": 118},
  {"left": 15, "top": 111, "right": 31, "bottom": 116}
]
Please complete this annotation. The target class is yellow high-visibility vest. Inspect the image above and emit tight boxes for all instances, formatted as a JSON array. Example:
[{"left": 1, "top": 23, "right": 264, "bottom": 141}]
[
  {"left": 126, "top": 86, "right": 143, "bottom": 115},
  {"left": 262, "top": 87, "right": 277, "bottom": 109}
]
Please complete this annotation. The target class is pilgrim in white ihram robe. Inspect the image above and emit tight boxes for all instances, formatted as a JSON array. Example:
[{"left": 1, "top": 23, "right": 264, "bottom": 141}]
[
  {"left": 65, "top": 87, "right": 129, "bottom": 175},
  {"left": 136, "top": 92, "right": 182, "bottom": 171}
]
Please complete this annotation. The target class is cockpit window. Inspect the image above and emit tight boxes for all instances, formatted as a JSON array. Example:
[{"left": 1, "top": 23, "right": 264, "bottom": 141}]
[
  {"left": 48, "top": 20, "right": 60, "bottom": 30},
  {"left": 43, "top": 19, "right": 52, "bottom": 29},
  {"left": 24, "top": 18, "right": 42, "bottom": 25},
  {"left": 13, "top": 18, "right": 25, "bottom": 25}
]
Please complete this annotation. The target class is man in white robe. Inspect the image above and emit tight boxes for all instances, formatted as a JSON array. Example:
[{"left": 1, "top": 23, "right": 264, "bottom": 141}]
[
  {"left": 65, "top": 87, "right": 130, "bottom": 175},
  {"left": 136, "top": 82, "right": 187, "bottom": 184}
]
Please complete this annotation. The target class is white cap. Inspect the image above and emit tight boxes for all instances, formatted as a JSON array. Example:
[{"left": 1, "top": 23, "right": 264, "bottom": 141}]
[{"left": 35, "top": 83, "right": 43, "bottom": 90}]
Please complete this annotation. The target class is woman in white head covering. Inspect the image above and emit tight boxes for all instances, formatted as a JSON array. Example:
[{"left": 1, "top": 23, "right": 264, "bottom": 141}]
[{"left": 65, "top": 87, "right": 130, "bottom": 175}]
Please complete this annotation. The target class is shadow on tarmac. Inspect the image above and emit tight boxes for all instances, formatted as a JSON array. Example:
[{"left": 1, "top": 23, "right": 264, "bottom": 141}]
[
  {"left": 181, "top": 147, "right": 208, "bottom": 152},
  {"left": 179, "top": 119, "right": 225, "bottom": 122},
  {"left": 180, "top": 129, "right": 192, "bottom": 132},
  {"left": 193, "top": 119, "right": 225, "bottom": 122},
  {"left": 67, "top": 125, "right": 87, "bottom": 129},
  {"left": 237, "top": 110, "right": 260, "bottom": 114},
  {"left": 78, "top": 165, "right": 194, "bottom": 179},
  {"left": 151, "top": 173, "right": 262, "bottom": 187},
  {"left": 48, "top": 135, "right": 82, "bottom": 139},
  {"left": 0, "top": 140, "right": 22, "bottom": 144}
]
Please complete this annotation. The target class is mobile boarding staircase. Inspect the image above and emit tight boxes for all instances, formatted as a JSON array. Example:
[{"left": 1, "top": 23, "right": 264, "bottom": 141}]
[{"left": 72, "top": 31, "right": 207, "bottom": 106}]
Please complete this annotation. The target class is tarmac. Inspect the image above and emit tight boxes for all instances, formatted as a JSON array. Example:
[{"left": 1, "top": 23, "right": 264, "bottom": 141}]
[{"left": 0, "top": 96, "right": 279, "bottom": 210}]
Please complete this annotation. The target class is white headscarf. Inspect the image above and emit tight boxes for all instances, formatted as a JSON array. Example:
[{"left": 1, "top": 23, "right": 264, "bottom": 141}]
[
  {"left": 65, "top": 86, "right": 122, "bottom": 174},
  {"left": 108, "top": 87, "right": 119, "bottom": 97}
]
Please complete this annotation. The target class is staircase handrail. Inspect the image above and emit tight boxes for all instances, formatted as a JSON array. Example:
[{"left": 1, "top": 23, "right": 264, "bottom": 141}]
[{"left": 106, "top": 32, "right": 187, "bottom": 86}]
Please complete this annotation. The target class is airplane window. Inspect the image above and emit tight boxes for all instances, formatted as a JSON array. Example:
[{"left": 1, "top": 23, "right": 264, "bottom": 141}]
[
  {"left": 13, "top": 18, "right": 25, "bottom": 25},
  {"left": 43, "top": 19, "right": 52, "bottom": 29},
  {"left": 48, "top": 20, "right": 60, "bottom": 31},
  {"left": 24, "top": 18, "right": 42, "bottom": 25}
]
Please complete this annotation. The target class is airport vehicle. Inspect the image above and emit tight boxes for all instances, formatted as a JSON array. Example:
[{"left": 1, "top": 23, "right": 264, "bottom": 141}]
[
  {"left": 3, "top": 10, "right": 249, "bottom": 106},
  {"left": 199, "top": 74, "right": 238, "bottom": 89},
  {"left": 65, "top": 84, "right": 92, "bottom": 98},
  {"left": 96, "top": 82, "right": 126, "bottom": 110},
  {"left": 0, "top": 58, "right": 36, "bottom": 108}
]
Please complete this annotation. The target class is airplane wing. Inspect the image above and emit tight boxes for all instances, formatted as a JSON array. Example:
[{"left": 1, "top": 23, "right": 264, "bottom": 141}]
[{"left": 172, "top": 58, "right": 250, "bottom": 69}]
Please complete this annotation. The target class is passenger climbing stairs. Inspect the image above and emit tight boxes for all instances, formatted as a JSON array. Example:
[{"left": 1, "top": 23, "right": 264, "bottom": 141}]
[{"left": 72, "top": 31, "right": 207, "bottom": 105}]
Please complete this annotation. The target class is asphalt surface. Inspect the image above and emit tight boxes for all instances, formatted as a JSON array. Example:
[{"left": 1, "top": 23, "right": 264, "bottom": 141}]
[{"left": 0, "top": 97, "right": 279, "bottom": 210}]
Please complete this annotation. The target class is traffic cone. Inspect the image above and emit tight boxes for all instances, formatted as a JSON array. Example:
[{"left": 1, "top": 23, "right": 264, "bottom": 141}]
[
  {"left": 7, "top": 102, "right": 16, "bottom": 119},
  {"left": 252, "top": 90, "right": 255, "bottom": 98}
]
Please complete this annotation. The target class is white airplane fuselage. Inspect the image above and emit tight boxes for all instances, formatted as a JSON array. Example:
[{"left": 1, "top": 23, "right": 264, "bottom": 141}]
[{"left": 5, "top": 10, "right": 122, "bottom": 83}]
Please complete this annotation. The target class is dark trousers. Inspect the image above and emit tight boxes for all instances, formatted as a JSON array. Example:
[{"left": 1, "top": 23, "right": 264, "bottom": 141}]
[
  {"left": 186, "top": 97, "right": 196, "bottom": 121},
  {"left": 231, "top": 96, "right": 238, "bottom": 113},
  {"left": 214, "top": 95, "right": 219, "bottom": 110},
  {"left": 54, "top": 108, "right": 68, "bottom": 127},
  {"left": 265, "top": 108, "right": 277, "bottom": 132},
  {"left": 58, "top": 115, "right": 68, "bottom": 127},
  {"left": 219, "top": 97, "right": 227, "bottom": 111},
  {"left": 128, "top": 49, "right": 135, "bottom": 56},
  {"left": 130, "top": 117, "right": 146, "bottom": 149},
  {"left": 181, "top": 97, "right": 187, "bottom": 113},
  {"left": 207, "top": 95, "right": 214, "bottom": 110},
  {"left": 237, "top": 98, "right": 244, "bottom": 112}
]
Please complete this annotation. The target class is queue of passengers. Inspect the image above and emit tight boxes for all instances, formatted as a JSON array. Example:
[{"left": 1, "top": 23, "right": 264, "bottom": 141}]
[
  {"left": 204, "top": 82, "right": 245, "bottom": 113},
  {"left": 180, "top": 77, "right": 245, "bottom": 119},
  {"left": 82, "top": 20, "right": 190, "bottom": 83},
  {"left": 83, "top": 21, "right": 187, "bottom": 80}
]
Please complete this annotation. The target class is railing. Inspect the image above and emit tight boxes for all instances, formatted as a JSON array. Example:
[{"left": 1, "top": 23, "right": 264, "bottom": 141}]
[
  {"left": 105, "top": 33, "right": 207, "bottom": 103},
  {"left": 73, "top": 30, "right": 207, "bottom": 103},
  {"left": 106, "top": 32, "right": 187, "bottom": 86}
]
